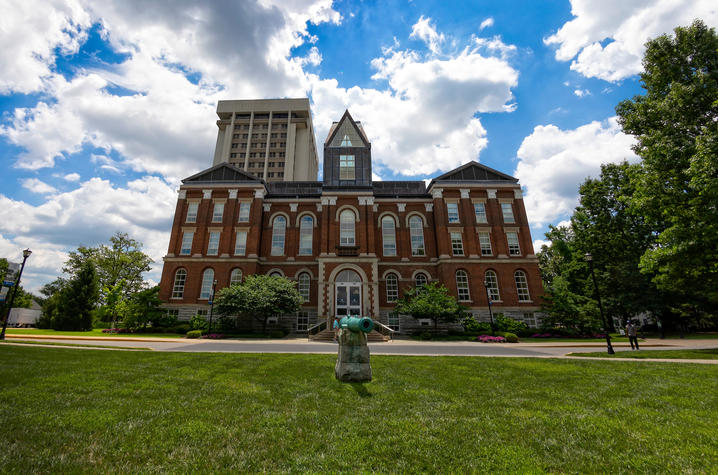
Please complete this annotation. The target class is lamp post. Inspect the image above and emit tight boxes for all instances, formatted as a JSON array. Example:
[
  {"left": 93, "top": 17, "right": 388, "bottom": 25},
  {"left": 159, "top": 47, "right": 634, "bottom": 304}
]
[
  {"left": 207, "top": 279, "right": 218, "bottom": 335},
  {"left": 483, "top": 280, "right": 496, "bottom": 333},
  {"left": 1, "top": 249, "right": 32, "bottom": 340},
  {"left": 585, "top": 252, "right": 614, "bottom": 354}
]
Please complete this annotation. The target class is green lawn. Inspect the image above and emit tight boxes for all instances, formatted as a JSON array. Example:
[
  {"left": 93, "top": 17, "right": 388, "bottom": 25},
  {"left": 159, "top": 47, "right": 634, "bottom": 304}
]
[
  {"left": 570, "top": 348, "right": 718, "bottom": 360},
  {"left": 1, "top": 340, "right": 151, "bottom": 351},
  {"left": 5, "top": 328, "right": 186, "bottom": 338},
  {"left": 1, "top": 346, "right": 716, "bottom": 473}
]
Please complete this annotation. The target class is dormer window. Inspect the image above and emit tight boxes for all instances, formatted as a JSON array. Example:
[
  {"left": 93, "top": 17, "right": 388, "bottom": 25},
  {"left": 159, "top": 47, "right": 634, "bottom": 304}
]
[
  {"left": 340, "top": 135, "right": 352, "bottom": 147},
  {"left": 339, "top": 155, "right": 355, "bottom": 180}
]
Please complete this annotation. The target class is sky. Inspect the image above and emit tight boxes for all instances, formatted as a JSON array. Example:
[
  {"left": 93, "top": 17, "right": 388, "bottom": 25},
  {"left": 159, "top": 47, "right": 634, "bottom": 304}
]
[{"left": 1, "top": 0, "right": 716, "bottom": 293}]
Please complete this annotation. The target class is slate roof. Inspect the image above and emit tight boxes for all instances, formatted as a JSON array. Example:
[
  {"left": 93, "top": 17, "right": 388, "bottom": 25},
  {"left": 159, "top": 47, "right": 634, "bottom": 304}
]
[
  {"left": 182, "top": 162, "right": 264, "bottom": 184},
  {"left": 430, "top": 161, "right": 518, "bottom": 185}
]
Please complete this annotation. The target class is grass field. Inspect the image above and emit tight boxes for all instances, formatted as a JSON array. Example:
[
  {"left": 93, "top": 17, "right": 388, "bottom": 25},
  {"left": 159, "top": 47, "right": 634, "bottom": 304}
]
[
  {"left": 4, "top": 328, "right": 186, "bottom": 338},
  {"left": 570, "top": 348, "right": 718, "bottom": 360},
  {"left": 0, "top": 346, "right": 716, "bottom": 473}
]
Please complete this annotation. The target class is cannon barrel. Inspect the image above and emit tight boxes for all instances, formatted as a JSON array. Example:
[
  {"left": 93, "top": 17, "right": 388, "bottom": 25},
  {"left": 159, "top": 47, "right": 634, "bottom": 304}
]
[{"left": 339, "top": 316, "right": 374, "bottom": 333}]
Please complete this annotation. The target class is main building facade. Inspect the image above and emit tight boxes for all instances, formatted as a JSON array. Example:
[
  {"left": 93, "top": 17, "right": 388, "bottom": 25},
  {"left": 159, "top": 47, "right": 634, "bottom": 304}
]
[{"left": 159, "top": 110, "right": 543, "bottom": 333}]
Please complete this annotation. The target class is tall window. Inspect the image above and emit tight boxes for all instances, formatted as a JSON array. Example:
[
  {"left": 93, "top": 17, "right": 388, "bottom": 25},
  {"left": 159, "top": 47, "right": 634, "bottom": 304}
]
[
  {"left": 386, "top": 273, "right": 399, "bottom": 302},
  {"left": 456, "top": 270, "right": 470, "bottom": 302},
  {"left": 501, "top": 203, "right": 515, "bottom": 223},
  {"left": 235, "top": 231, "right": 247, "bottom": 255},
  {"left": 451, "top": 232, "right": 464, "bottom": 256},
  {"left": 515, "top": 271, "right": 530, "bottom": 301},
  {"left": 212, "top": 202, "right": 224, "bottom": 222},
  {"left": 186, "top": 202, "right": 198, "bottom": 223},
  {"left": 382, "top": 216, "right": 397, "bottom": 256},
  {"left": 507, "top": 232, "right": 521, "bottom": 256},
  {"left": 485, "top": 270, "right": 500, "bottom": 301},
  {"left": 478, "top": 232, "right": 492, "bottom": 255},
  {"left": 271, "top": 216, "right": 286, "bottom": 256},
  {"left": 172, "top": 269, "right": 186, "bottom": 298},
  {"left": 340, "top": 135, "right": 352, "bottom": 147},
  {"left": 415, "top": 273, "right": 428, "bottom": 287},
  {"left": 340, "top": 210, "right": 355, "bottom": 246},
  {"left": 339, "top": 155, "right": 355, "bottom": 179},
  {"left": 207, "top": 231, "right": 220, "bottom": 255},
  {"left": 200, "top": 268, "right": 214, "bottom": 299},
  {"left": 474, "top": 203, "right": 487, "bottom": 223},
  {"left": 447, "top": 202, "right": 460, "bottom": 223},
  {"left": 297, "top": 272, "right": 311, "bottom": 301},
  {"left": 238, "top": 202, "right": 250, "bottom": 222},
  {"left": 298, "top": 216, "right": 313, "bottom": 255},
  {"left": 409, "top": 216, "right": 425, "bottom": 256},
  {"left": 230, "top": 268, "right": 242, "bottom": 286},
  {"left": 180, "top": 232, "right": 193, "bottom": 255}
]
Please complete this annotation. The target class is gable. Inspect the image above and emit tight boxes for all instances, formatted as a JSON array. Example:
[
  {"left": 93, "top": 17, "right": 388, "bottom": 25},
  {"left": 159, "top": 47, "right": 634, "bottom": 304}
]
[
  {"left": 326, "top": 110, "right": 369, "bottom": 148},
  {"left": 432, "top": 161, "right": 518, "bottom": 183},
  {"left": 182, "top": 163, "right": 263, "bottom": 184}
]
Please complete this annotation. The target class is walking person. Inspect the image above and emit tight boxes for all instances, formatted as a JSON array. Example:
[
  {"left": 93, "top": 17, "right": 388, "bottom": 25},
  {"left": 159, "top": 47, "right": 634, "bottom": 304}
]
[{"left": 626, "top": 320, "right": 639, "bottom": 350}]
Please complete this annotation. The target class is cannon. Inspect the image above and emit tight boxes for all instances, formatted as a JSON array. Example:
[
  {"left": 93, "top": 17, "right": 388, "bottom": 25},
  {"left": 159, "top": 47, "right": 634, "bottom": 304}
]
[
  {"left": 335, "top": 315, "right": 374, "bottom": 382},
  {"left": 339, "top": 316, "right": 374, "bottom": 333}
]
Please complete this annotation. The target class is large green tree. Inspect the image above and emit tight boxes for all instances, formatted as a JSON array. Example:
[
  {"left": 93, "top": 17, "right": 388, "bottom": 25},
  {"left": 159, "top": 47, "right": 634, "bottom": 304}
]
[
  {"left": 393, "top": 282, "right": 462, "bottom": 332},
  {"left": 616, "top": 20, "right": 718, "bottom": 315},
  {"left": 53, "top": 261, "right": 99, "bottom": 331},
  {"left": 215, "top": 275, "right": 302, "bottom": 333},
  {"left": 64, "top": 232, "right": 153, "bottom": 302}
]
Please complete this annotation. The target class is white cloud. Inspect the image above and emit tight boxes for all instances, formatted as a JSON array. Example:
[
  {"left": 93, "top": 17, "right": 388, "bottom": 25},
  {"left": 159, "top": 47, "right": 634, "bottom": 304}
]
[
  {"left": 21, "top": 178, "right": 57, "bottom": 195},
  {"left": 310, "top": 23, "right": 519, "bottom": 177},
  {"left": 545, "top": 0, "right": 718, "bottom": 81},
  {"left": 63, "top": 173, "right": 81, "bottom": 182},
  {"left": 0, "top": 176, "right": 177, "bottom": 292},
  {"left": 573, "top": 88, "right": 590, "bottom": 97},
  {"left": 409, "top": 16, "right": 445, "bottom": 54},
  {"left": 533, "top": 239, "right": 550, "bottom": 252},
  {"left": 515, "top": 117, "right": 638, "bottom": 228},
  {"left": 479, "top": 17, "right": 494, "bottom": 30}
]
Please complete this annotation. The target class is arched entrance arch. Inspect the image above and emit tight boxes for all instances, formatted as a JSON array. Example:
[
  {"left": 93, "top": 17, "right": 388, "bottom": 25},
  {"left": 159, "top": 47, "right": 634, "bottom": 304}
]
[
  {"left": 334, "top": 269, "right": 362, "bottom": 317},
  {"left": 326, "top": 264, "right": 370, "bottom": 319}
]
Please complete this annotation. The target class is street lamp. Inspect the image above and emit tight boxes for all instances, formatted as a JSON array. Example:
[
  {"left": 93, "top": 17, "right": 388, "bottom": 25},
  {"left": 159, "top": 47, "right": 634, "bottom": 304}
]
[
  {"left": 1, "top": 249, "right": 32, "bottom": 340},
  {"left": 207, "top": 279, "right": 218, "bottom": 335},
  {"left": 585, "top": 252, "right": 614, "bottom": 354},
  {"left": 483, "top": 280, "right": 496, "bottom": 333}
]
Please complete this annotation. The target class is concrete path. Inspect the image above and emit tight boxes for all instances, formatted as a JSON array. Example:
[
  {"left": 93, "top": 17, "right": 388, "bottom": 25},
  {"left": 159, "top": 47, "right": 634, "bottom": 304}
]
[{"left": 5, "top": 334, "right": 718, "bottom": 362}]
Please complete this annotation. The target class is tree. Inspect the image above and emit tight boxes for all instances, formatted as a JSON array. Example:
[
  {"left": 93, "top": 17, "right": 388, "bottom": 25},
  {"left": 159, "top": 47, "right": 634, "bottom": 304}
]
[
  {"left": 122, "top": 286, "right": 164, "bottom": 329},
  {"left": 215, "top": 275, "right": 302, "bottom": 333},
  {"left": 393, "top": 282, "right": 461, "bottom": 332},
  {"left": 64, "top": 232, "right": 153, "bottom": 302},
  {"left": 53, "top": 261, "right": 99, "bottom": 331},
  {"left": 616, "top": 20, "right": 718, "bottom": 316}
]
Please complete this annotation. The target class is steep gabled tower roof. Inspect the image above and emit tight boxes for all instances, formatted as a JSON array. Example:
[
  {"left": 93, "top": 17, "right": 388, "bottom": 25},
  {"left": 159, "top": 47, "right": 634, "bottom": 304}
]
[
  {"left": 182, "top": 162, "right": 264, "bottom": 184},
  {"left": 324, "top": 110, "right": 370, "bottom": 147},
  {"left": 430, "top": 161, "right": 518, "bottom": 186}
]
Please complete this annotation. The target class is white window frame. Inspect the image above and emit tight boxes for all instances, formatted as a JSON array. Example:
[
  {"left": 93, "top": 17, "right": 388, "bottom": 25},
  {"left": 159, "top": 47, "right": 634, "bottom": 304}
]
[
  {"left": 409, "top": 216, "right": 425, "bottom": 256},
  {"left": 478, "top": 231, "right": 492, "bottom": 256},
  {"left": 172, "top": 269, "right": 186, "bottom": 299},
  {"left": 297, "top": 272, "right": 311, "bottom": 301},
  {"left": 212, "top": 202, "right": 224, "bottom": 223},
  {"left": 230, "top": 268, "right": 242, "bottom": 286},
  {"left": 515, "top": 270, "right": 531, "bottom": 302},
  {"left": 474, "top": 203, "right": 487, "bottom": 223},
  {"left": 200, "top": 269, "right": 214, "bottom": 300},
  {"left": 238, "top": 202, "right": 251, "bottom": 222},
  {"left": 447, "top": 202, "right": 460, "bottom": 223},
  {"left": 234, "top": 231, "right": 247, "bottom": 256},
  {"left": 451, "top": 232, "right": 464, "bottom": 256},
  {"left": 180, "top": 232, "right": 193, "bottom": 255},
  {"left": 507, "top": 232, "right": 521, "bottom": 256},
  {"left": 271, "top": 216, "right": 286, "bottom": 256},
  {"left": 339, "top": 210, "right": 356, "bottom": 246},
  {"left": 456, "top": 270, "right": 470, "bottom": 302},
  {"left": 485, "top": 270, "right": 500, "bottom": 301},
  {"left": 298, "top": 216, "right": 313, "bottom": 255},
  {"left": 339, "top": 155, "right": 355, "bottom": 180},
  {"left": 386, "top": 273, "right": 399, "bottom": 303},
  {"left": 207, "top": 231, "right": 220, "bottom": 256},
  {"left": 186, "top": 202, "right": 198, "bottom": 223},
  {"left": 382, "top": 216, "right": 397, "bottom": 256},
  {"left": 415, "top": 273, "right": 428, "bottom": 287},
  {"left": 501, "top": 203, "right": 515, "bottom": 223}
]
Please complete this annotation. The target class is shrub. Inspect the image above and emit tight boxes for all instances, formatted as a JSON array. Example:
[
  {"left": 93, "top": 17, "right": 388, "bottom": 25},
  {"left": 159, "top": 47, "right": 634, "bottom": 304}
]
[
  {"left": 189, "top": 314, "right": 209, "bottom": 331},
  {"left": 269, "top": 329, "right": 286, "bottom": 339},
  {"left": 167, "top": 323, "right": 191, "bottom": 334},
  {"left": 461, "top": 315, "right": 492, "bottom": 333},
  {"left": 217, "top": 315, "right": 237, "bottom": 333},
  {"left": 186, "top": 330, "right": 203, "bottom": 339},
  {"left": 417, "top": 331, "right": 432, "bottom": 341},
  {"left": 494, "top": 314, "right": 529, "bottom": 335}
]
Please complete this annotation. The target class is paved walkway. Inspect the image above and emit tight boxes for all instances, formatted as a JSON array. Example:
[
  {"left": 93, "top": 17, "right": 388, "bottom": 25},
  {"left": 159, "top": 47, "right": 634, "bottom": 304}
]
[{"left": 4, "top": 334, "right": 718, "bottom": 363}]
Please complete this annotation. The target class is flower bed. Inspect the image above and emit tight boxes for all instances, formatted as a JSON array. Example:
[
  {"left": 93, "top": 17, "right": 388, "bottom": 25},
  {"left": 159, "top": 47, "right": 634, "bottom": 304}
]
[
  {"left": 530, "top": 333, "right": 607, "bottom": 339},
  {"left": 202, "top": 333, "right": 225, "bottom": 340},
  {"left": 101, "top": 328, "right": 133, "bottom": 334},
  {"left": 477, "top": 335, "right": 506, "bottom": 343}
]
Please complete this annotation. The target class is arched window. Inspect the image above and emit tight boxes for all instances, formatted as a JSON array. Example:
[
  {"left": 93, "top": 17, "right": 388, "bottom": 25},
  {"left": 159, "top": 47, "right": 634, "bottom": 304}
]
[
  {"left": 298, "top": 215, "right": 313, "bottom": 255},
  {"left": 172, "top": 269, "right": 186, "bottom": 298},
  {"left": 268, "top": 271, "right": 283, "bottom": 277},
  {"left": 415, "top": 272, "right": 428, "bottom": 287},
  {"left": 271, "top": 215, "right": 286, "bottom": 256},
  {"left": 456, "top": 270, "right": 470, "bottom": 302},
  {"left": 297, "top": 272, "right": 311, "bottom": 301},
  {"left": 409, "top": 216, "right": 425, "bottom": 256},
  {"left": 485, "top": 270, "right": 500, "bottom": 301},
  {"left": 230, "top": 268, "right": 242, "bottom": 286},
  {"left": 340, "top": 209, "right": 355, "bottom": 246},
  {"left": 382, "top": 216, "right": 397, "bottom": 256},
  {"left": 515, "top": 270, "right": 530, "bottom": 301},
  {"left": 200, "top": 268, "right": 214, "bottom": 299},
  {"left": 386, "top": 273, "right": 399, "bottom": 302}
]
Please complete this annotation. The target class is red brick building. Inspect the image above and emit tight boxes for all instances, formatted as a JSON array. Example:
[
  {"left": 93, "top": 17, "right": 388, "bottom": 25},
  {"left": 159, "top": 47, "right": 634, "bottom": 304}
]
[{"left": 158, "top": 111, "right": 543, "bottom": 333}]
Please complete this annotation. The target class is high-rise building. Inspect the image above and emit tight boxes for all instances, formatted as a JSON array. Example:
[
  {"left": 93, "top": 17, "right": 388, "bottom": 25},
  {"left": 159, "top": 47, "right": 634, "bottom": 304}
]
[{"left": 212, "top": 98, "right": 318, "bottom": 182}]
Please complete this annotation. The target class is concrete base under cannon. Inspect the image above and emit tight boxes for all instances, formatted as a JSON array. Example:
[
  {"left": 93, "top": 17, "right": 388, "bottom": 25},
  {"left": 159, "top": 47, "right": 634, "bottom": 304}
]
[{"left": 335, "top": 328, "right": 372, "bottom": 382}]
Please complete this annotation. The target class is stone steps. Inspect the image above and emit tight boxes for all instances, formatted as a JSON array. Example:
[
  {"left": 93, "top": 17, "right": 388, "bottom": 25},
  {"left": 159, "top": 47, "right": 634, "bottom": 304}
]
[{"left": 309, "top": 328, "right": 388, "bottom": 342}]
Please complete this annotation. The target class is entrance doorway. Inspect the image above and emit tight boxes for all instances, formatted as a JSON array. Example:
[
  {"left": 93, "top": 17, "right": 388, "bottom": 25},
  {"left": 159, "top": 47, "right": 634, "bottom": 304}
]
[{"left": 335, "top": 269, "right": 362, "bottom": 316}]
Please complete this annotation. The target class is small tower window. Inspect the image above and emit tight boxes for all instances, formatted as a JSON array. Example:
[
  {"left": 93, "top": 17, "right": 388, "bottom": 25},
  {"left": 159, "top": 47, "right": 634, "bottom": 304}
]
[
  {"left": 340, "top": 135, "right": 353, "bottom": 147},
  {"left": 339, "top": 155, "right": 355, "bottom": 180}
]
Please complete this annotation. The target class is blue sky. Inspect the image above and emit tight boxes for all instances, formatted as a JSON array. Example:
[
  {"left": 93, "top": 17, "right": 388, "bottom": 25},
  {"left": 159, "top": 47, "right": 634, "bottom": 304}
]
[{"left": 0, "top": 0, "right": 715, "bottom": 292}]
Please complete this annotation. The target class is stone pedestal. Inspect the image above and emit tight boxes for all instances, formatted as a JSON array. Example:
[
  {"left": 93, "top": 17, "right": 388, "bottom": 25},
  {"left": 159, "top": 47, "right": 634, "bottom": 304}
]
[{"left": 335, "top": 329, "right": 372, "bottom": 382}]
